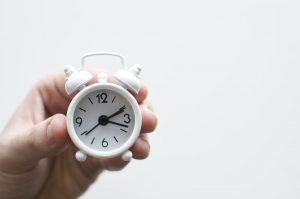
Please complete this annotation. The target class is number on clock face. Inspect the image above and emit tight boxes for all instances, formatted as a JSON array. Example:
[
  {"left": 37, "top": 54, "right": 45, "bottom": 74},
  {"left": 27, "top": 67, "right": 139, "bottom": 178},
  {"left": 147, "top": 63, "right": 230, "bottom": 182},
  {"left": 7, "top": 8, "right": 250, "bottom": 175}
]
[{"left": 73, "top": 89, "right": 135, "bottom": 152}]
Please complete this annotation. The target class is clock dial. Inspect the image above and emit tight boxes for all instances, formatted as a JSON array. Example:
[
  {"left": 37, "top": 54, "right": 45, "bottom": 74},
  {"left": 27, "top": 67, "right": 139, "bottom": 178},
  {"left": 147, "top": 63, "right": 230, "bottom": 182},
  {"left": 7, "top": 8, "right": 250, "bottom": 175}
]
[{"left": 73, "top": 89, "right": 135, "bottom": 152}]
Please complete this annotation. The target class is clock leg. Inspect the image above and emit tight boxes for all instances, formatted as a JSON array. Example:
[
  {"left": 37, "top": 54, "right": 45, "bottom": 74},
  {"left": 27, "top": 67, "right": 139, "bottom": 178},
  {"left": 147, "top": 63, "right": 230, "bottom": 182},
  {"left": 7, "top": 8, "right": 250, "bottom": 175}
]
[
  {"left": 121, "top": 150, "right": 132, "bottom": 162},
  {"left": 75, "top": 150, "right": 87, "bottom": 162}
]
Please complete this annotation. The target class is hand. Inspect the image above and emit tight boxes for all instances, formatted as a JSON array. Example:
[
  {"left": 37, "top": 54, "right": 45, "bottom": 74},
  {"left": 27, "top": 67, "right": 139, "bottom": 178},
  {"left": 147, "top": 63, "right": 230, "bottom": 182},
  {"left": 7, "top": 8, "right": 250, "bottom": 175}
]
[{"left": 0, "top": 68, "right": 157, "bottom": 199}]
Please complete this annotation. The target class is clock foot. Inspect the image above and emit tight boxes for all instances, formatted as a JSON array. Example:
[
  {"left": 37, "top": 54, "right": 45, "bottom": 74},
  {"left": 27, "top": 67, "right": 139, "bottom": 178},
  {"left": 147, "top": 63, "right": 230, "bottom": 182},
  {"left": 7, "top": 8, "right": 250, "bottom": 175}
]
[
  {"left": 75, "top": 150, "right": 87, "bottom": 162},
  {"left": 121, "top": 150, "right": 132, "bottom": 162}
]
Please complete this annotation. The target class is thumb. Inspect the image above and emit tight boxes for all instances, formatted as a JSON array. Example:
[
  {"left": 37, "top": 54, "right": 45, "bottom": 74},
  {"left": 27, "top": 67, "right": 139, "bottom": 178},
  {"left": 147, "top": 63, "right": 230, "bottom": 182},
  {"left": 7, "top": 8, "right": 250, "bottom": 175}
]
[{"left": 14, "top": 114, "right": 69, "bottom": 166}]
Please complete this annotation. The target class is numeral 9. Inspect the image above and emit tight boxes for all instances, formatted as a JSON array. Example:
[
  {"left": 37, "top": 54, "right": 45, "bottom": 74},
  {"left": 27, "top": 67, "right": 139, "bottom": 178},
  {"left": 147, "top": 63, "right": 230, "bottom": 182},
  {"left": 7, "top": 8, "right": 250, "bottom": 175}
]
[{"left": 76, "top": 117, "right": 82, "bottom": 127}]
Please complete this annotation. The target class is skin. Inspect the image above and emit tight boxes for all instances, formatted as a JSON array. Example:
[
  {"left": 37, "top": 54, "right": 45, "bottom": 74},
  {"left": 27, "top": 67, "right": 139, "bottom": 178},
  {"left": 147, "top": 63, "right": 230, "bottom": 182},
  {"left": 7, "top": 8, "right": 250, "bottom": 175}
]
[{"left": 0, "top": 69, "right": 157, "bottom": 199}]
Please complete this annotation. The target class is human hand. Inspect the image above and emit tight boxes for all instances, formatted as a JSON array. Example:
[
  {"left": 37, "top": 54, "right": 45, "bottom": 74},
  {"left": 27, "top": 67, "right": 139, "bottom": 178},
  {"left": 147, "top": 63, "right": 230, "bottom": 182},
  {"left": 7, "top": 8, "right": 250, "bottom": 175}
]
[{"left": 0, "top": 69, "right": 157, "bottom": 199}]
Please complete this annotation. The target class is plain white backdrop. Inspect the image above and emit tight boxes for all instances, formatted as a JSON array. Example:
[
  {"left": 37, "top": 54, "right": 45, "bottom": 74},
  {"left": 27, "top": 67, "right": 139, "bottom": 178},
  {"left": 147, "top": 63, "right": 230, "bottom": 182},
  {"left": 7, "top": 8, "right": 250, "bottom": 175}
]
[{"left": 1, "top": 0, "right": 300, "bottom": 198}]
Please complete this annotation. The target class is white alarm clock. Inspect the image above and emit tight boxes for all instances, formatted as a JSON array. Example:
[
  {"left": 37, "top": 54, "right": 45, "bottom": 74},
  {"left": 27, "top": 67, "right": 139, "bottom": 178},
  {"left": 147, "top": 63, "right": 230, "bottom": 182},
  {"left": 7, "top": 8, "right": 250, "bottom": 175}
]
[{"left": 64, "top": 52, "right": 142, "bottom": 162}]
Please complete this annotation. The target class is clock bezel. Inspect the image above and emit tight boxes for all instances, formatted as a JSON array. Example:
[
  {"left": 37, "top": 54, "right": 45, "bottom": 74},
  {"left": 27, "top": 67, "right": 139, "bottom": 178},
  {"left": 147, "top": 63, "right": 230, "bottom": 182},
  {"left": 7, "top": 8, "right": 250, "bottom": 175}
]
[{"left": 66, "top": 83, "right": 142, "bottom": 158}]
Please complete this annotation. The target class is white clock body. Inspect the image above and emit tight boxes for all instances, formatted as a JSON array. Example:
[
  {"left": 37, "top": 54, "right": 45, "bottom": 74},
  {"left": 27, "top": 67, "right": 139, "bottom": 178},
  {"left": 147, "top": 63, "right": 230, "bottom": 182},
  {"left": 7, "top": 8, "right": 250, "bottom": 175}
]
[{"left": 66, "top": 83, "right": 142, "bottom": 159}]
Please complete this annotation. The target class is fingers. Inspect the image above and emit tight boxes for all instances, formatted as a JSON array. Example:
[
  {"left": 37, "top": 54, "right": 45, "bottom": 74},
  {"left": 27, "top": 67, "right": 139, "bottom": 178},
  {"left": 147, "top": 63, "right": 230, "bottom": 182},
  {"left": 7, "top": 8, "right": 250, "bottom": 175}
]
[
  {"left": 140, "top": 103, "right": 158, "bottom": 133},
  {"left": 30, "top": 68, "right": 156, "bottom": 173},
  {"left": 86, "top": 101, "right": 156, "bottom": 171},
  {"left": 15, "top": 114, "right": 69, "bottom": 166},
  {"left": 35, "top": 72, "right": 73, "bottom": 115},
  {"left": 98, "top": 156, "right": 130, "bottom": 171},
  {"left": 131, "top": 135, "right": 150, "bottom": 159},
  {"left": 36, "top": 69, "right": 149, "bottom": 115},
  {"left": 89, "top": 134, "right": 150, "bottom": 172},
  {"left": 131, "top": 83, "right": 148, "bottom": 103}
]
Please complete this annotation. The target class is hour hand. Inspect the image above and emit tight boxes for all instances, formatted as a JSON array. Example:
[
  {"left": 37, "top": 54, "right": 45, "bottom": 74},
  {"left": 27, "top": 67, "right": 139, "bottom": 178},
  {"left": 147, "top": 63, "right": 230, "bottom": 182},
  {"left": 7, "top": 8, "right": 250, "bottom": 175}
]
[{"left": 107, "top": 120, "right": 128, "bottom": 128}]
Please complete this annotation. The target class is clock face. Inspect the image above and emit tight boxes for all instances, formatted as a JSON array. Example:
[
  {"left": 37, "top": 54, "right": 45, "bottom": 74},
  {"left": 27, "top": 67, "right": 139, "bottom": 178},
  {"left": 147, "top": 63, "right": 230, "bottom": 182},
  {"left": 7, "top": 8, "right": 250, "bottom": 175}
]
[{"left": 73, "top": 88, "right": 135, "bottom": 152}]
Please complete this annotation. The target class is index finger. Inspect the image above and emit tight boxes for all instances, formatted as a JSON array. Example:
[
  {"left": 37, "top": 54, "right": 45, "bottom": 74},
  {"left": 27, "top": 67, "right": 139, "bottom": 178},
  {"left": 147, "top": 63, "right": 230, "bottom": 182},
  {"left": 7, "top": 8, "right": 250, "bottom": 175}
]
[{"left": 37, "top": 68, "right": 148, "bottom": 115}]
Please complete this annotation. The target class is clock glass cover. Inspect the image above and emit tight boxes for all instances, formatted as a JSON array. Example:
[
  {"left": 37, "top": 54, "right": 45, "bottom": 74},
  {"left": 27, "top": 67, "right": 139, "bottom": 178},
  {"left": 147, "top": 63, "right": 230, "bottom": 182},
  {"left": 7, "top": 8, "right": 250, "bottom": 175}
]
[{"left": 73, "top": 89, "right": 135, "bottom": 152}]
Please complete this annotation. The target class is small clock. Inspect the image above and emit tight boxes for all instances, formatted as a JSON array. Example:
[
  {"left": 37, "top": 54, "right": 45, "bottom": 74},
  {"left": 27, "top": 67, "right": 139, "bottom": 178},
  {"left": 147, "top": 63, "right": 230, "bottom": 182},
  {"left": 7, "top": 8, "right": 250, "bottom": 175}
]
[{"left": 64, "top": 52, "right": 142, "bottom": 162}]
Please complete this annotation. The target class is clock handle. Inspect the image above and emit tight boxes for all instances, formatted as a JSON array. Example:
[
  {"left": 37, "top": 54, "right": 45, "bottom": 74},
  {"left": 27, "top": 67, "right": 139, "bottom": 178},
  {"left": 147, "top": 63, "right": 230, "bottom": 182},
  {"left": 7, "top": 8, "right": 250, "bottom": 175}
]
[
  {"left": 81, "top": 52, "right": 126, "bottom": 69},
  {"left": 121, "top": 150, "right": 132, "bottom": 162}
]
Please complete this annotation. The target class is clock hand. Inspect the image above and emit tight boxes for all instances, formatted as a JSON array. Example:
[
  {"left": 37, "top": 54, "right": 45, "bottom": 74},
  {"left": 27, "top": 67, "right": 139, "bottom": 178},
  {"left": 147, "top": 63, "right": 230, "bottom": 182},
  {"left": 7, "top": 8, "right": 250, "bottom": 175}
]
[
  {"left": 108, "top": 105, "right": 126, "bottom": 119},
  {"left": 107, "top": 120, "right": 129, "bottom": 128},
  {"left": 84, "top": 114, "right": 128, "bottom": 136},
  {"left": 85, "top": 123, "right": 101, "bottom": 135}
]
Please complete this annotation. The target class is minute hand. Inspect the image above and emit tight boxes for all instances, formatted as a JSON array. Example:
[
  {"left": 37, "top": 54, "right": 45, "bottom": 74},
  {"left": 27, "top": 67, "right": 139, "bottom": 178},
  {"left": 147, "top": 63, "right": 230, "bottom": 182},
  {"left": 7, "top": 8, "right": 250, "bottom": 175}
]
[
  {"left": 108, "top": 106, "right": 125, "bottom": 119},
  {"left": 85, "top": 123, "right": 101, "bottom": 135},
  {"left": 107, "top": 121, "right": 128, "bottom": 128}
]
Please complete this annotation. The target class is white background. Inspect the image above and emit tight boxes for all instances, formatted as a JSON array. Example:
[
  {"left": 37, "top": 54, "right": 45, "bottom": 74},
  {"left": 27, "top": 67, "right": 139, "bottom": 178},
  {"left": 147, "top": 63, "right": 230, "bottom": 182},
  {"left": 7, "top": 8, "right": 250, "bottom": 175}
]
[{"left": 1, "top": 0, "right": 300, "bottom": 198}]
